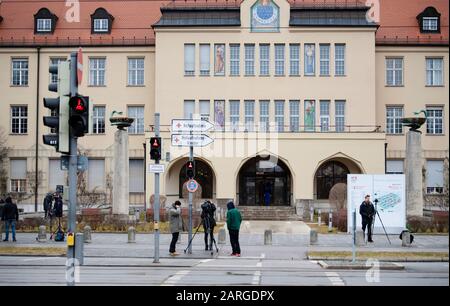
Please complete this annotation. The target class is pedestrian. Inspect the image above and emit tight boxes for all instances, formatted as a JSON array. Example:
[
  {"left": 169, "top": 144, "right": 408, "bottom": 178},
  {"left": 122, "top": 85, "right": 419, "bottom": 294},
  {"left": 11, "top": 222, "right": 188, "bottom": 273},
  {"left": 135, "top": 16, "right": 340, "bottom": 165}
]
[
  {"left": 2, "top": 196, "right": 19, "bottom": 242},
  {"left": 169, "top": 201, "right": 183, "bottom": 256},
  {"left": 201, "top": 200, "right": 216, "bottom": 251},
  {"left": 226, "top": 201, "right": 242, "bottom": 257},
  {"left": 359, "top": 195, "right": 375, "bottom": 243},
  {"left": 43, "top": 192, "right": 53, "bottom": 219}
]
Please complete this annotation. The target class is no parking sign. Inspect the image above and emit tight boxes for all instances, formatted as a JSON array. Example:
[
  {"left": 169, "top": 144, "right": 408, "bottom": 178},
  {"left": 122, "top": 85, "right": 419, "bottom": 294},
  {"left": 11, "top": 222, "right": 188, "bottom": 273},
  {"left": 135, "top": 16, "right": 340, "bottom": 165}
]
[{"left": 186, "top": 179, "right": 199, "bottom": 193}]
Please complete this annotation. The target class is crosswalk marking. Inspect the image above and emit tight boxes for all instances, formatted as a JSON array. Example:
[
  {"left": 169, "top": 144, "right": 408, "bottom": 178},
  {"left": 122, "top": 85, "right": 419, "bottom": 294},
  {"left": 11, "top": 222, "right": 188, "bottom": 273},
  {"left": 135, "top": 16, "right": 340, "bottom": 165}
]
[
  {"left": 161, "top": 270, "right": 190, "bottom": 286},
  {"left": 325, "top": 272, "right": 345, "bottom": 286}
]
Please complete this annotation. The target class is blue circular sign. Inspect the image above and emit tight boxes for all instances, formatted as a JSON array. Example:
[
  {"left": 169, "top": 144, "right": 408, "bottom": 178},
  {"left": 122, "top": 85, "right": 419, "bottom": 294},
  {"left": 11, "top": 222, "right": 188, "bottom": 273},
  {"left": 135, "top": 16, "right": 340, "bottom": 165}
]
[{"left": 187, "top": 179, "right": 199, "bottom": 193}]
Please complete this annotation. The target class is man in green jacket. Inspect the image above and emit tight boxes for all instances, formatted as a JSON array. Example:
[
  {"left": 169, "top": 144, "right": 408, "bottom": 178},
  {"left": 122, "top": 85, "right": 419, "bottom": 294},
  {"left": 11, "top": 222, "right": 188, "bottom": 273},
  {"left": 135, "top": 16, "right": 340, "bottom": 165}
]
[{"left": 226, "top": 201, "right": 242, "bottom": 257}]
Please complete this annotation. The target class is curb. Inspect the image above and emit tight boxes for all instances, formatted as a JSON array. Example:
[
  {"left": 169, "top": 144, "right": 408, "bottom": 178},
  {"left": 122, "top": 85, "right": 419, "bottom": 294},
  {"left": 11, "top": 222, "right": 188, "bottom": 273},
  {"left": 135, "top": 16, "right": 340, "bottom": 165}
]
[
  {"left": 318, "top": 260, "right": 405, "bottom": 270},
  {"left": 308, "top": 256, "right": 449, "bottom": 262}
]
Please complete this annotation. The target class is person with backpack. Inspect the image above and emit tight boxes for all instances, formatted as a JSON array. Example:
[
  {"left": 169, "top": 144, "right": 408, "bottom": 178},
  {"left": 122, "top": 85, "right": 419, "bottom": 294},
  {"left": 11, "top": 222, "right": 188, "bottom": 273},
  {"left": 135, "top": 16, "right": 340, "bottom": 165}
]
[
  {"left": 43, "top": 192, "right": 53, "bottom": 219},
  {"left": 50, "top": 193, "right": 64, "bottom": 241},
  {"left": 2, "top": 197, "right": 19, "bottom": 242}
]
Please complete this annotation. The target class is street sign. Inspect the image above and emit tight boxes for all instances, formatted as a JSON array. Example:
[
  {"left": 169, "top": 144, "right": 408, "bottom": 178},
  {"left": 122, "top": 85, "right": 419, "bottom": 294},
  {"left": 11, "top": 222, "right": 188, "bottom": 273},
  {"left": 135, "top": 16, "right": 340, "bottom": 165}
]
[
  {"left": 61, "top": 155, "right": 88, "bottom": 172},
  {"left": 186, "top": 179, "right": 199, "bottom": 193},
  {"left": 149, "top": 164, "right": 165, "bottom": 173},
  {"left": 171, "top": 119, "right": 214, "bottom": 133},
  {"left": 171, "top": 134, "right": 214, "bottom": 147}
]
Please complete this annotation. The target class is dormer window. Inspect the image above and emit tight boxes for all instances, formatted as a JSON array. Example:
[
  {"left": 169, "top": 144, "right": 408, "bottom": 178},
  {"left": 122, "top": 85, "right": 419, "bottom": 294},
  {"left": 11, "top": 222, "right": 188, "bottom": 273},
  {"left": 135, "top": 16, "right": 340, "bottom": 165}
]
[
  {"left": 34, "top": 8, "right": 58, "bottom": 34},
  {"left": 417, "top": 7, "right": 441, "bottom": 33},
  {"left": 91, "top": 8, "right": 114, "bottom": 34}
]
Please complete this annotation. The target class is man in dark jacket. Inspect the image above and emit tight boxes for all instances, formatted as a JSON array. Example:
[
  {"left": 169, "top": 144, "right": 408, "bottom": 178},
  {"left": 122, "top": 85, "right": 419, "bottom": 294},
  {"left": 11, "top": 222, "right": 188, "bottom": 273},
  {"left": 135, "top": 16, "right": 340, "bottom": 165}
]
[
  {"left": 43, "top": 192, "right": 53, "bottom": 218},
  {"left": 359, "top": 195, "right": 375, "bottom": 243},
  {"left": 226, "top": 201, "right": 242, "bottom": 256},
  {"left": 2, "top": 197, "right": 19, "bottom": 242},
  {"left": 201, "top": 201, "right": 217, "bottom": 251}
]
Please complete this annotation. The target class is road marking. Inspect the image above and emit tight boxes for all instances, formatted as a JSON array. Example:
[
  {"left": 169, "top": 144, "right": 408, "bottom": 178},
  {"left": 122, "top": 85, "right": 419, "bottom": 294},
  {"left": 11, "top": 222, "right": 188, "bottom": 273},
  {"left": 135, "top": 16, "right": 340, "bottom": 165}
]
[
  {"left": 23, "top": 257, "right": 57, "bottom": 262},
  {"left": 161, "top": 270, "right": 190, "bottom": 286},
  {"left": 260, "top": 253, "right": 266, "bottom": 259},
  {"left": 325, "top": 272, "right": 345, "bottom": 286},
  {"left": 252, "top": 271, "right": 261, "bottom": 285},
  {"left": 256, "top": 262, "right": 262, "bottom": 268},
  {"left": 199, "top": 259, "right": 213, "bottom": 264},
  {"left": 309, "top": 260, "right": 318, "bottom": 264}
]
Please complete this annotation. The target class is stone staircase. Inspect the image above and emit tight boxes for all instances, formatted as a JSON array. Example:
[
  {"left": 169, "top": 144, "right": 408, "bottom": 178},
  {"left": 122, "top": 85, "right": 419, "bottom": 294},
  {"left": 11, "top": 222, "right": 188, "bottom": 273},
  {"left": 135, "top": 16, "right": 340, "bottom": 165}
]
[{"left": 237, "top": 206, "right": 302, "bottom": 221}]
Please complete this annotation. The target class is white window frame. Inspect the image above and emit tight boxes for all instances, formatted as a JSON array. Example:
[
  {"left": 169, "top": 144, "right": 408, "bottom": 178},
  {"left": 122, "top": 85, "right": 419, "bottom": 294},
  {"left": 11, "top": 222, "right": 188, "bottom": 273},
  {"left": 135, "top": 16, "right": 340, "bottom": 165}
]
[
  {"left": 230, "top": 44, "right": 240, "bottom": 76},
  {"left": 426, "top": 58, "right": 444, "bottom": 86},
  {"left": 37, "top": 18, "right": 52, "bottom": 32},
  {"left": 244, "top": 44, "right": 255, "bottom": 76},
  {"left": 244, "top": 100, "right": 255, "bottom": 132},
  {"left": 289, "top": 44, "right": 300, "bottom": 76},
  {"left": 229, "top": 100, "right": 240, "bottom": 132},
  {"left": 127, "top": 106, "right": 144, "bottom": 134},
  {"left": 423, "top": 17, "right": 438, "bottom": 31},
  {"left": 92, "top": 105, "right": 106, "bottom": 134},
  {"left": 335, "top": 44, "right": 346, "bottom": 76},
  {"left": 89, "top": 58, "right": 106, "bottom": 86},
  {"left": 319, "top": 44, "right": 330, "bottom": 76},
  {"left": 386, "top": 106, "right": 404, "bottom": 135},
  {"left": 386, "top": 58, "right": 403, "bottom": 86},
  {"left": 199, "top": 100, "right": 210, "bottom": 122},
  {"left": 199, "top": 44, "right": 210, "bottom": 76},
  {"left": 426, "top": 107, "right": 444, "bottom": 135},
  {"left": 10, "top": 105, "right": 28, "bottom": 134},
  {"left": 259, "top": 44, "right": 270, "bottom": 76},
  {"left": 9, "top": 159, "right": 27, "bottom": 193},
  {"left": 426, "top": 160, "right": 444, "bottom": 194},
  {"left": 275, "top": 44, "right": 285, "bottom": 76},
  {"left": 335, "top": 100, "right": 346, "bottom": 132},
  {"left": 320, "top": 100, "right": 330, "bottom": 132},
  {"left": 275, "top": 100, "right": 285, "bottom": 132},
  {"left": 184, "top": 44, "right": 195, "bottom": 76},
  {"left": 304, "top": 44, "right": 315, "bottom": 76},
  {"left": 127, "top": 58, "right": 145, "bottom": 86},
  {"left": 11, "top": 58, "right": 29, "bottom": 86},
  {"left": 93, "top": 19, "right": 109, "bottom": 32},
  {"left": 260, "top": 100, "right": 270, "bottom": 132},
  {"left": 386, "top": 160, "right": 404, "bottom": 175},
  {"left": 289, "top": 100, "right": 300, "bottom": 132}
]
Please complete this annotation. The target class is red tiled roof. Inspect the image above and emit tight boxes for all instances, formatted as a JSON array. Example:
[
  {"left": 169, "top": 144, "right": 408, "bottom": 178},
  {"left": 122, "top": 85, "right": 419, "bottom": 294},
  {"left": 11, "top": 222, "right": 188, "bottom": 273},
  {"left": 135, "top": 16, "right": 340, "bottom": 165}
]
[{"left": 0, "top": 0, "right": 448, "bottom": 47}]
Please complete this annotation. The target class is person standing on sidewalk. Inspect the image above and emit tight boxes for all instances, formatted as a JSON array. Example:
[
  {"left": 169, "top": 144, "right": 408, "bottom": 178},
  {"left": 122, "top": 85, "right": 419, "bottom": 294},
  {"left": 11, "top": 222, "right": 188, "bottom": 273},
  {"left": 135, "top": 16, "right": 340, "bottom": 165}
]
[
  {"left": 360, "top": 195, "right": 375, "bottom": 243},
  {"left": 2, "top": 196, "right": 19, "bottom": 242},
  {"left": 226, "top": 201, "right": 242, "bottom": 257},
  {"left": 169, "top": 201, "right": 183, "bottom": 256}
]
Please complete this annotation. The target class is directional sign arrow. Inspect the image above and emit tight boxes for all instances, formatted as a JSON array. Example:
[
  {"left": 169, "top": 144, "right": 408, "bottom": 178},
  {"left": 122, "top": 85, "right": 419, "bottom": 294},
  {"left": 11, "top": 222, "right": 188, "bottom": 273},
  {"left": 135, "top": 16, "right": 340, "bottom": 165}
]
[
  {"left": 171, "top": 119, "right": 214, "bottom": 133},
  {"left": 171, "top": 134, "right": 214, "bottom": 147}
]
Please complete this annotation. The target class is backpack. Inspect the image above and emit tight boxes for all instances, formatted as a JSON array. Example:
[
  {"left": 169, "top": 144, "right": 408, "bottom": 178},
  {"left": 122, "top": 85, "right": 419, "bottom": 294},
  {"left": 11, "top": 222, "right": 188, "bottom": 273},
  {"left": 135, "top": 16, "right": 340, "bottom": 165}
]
[
  {"left": 399, "top": 230, "right": 414, "bottom": 244},
  {"left": 54, "top": 226, "right": 65, "bottom": 242}
]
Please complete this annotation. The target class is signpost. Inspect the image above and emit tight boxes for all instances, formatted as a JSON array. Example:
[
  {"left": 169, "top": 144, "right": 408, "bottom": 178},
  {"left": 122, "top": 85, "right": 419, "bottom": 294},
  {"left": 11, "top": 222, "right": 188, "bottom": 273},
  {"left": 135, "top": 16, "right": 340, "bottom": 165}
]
[
  {"left": 170, "top": 118, "right": 214, "bottom": 254},
  {"left": 149, "top": 164, "right": 165, "bottom": 173}
]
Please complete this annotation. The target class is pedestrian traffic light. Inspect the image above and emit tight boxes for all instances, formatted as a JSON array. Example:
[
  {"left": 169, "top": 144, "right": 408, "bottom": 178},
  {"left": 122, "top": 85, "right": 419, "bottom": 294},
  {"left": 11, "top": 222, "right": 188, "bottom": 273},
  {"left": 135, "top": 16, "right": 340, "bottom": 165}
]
[
  {"left": 43, "top": 61, "right": 70, "bottom": 153},
  {"left": 186, "top": 160, "right": 195, "bottom": 179},
  {"left": 150, "top": 137, "right": 162, "bottom": 161},
  {"left": 69, "top": 95, "right": 89, "bottom": 137}
]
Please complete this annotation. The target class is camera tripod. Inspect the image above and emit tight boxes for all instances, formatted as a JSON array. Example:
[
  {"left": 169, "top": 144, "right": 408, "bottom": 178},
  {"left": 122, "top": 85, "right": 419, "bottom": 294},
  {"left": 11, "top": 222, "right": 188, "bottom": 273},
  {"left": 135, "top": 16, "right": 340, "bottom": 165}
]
[
  {"left": 184, "top": 216, "right": 219, "bottom": 255},
  {"left": 371, "top": 199, "right": 391, "bottom": 244}
]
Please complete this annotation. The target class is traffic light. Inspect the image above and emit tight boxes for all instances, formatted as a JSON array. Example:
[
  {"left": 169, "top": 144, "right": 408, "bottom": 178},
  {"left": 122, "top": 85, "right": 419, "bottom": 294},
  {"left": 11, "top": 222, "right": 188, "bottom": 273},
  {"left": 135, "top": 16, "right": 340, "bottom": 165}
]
[
  {"left": 186, "top": 160, "right": 195, "bottom": 179},
  {"left": 43, "top": 61, "right": 70, "bottom": 153},
  {"left": 150, "top": 137, "right": 162, "bottom": 161},
  {"left": 69, "top": 95, "right": 89, "bottom": 137}
]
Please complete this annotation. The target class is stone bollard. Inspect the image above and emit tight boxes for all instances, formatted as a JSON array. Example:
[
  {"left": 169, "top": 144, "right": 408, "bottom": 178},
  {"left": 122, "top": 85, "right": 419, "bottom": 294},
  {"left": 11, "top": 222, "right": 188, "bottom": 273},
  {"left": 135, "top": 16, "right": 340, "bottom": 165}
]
[
  {"left": 402, "top": 230, "right": 412, "bottom": 247},
  {"left": 309, "top": 229, "right": 318, "bottom": 245},
  {"left": 356, "top": 230, "right": 365, "bottom": 246},
  {"left": 37, "top": 225, "right": 47, "bottom": 242},
  {"left": 264, "top": 229, "right": 272, "bottom": 245},
  {"left": 128, "top": 226, "right": 136, "bottom": 243},
  {"left": 218, "top": 228, "right": 226, "bottom": 244},
  {"left": 83, "top": 225, "right": 92, "bottom": 243}
]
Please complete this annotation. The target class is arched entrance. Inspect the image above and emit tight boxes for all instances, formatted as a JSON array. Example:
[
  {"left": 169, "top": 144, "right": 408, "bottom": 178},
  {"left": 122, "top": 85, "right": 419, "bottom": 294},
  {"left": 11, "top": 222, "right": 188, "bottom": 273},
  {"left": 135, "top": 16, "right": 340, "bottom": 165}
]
[
  {"left": 238, "top": 155, "right": 291, "bottom": 206},
  {"left": 178, "top": 159, "right": 214, "bottom": 199}
]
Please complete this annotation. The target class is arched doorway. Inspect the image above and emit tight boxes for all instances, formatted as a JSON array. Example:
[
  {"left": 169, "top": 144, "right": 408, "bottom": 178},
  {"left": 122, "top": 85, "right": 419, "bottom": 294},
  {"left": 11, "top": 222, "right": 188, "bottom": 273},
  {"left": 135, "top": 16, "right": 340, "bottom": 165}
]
[
  {"left": 315, "top": 161, "right": 350, "bottom": 199},
  {"left": 178, "top": 159, "right": 213, "bottom": 199},
  {"left": 238, "top": 155, "right": 291, "bottom": 206}
]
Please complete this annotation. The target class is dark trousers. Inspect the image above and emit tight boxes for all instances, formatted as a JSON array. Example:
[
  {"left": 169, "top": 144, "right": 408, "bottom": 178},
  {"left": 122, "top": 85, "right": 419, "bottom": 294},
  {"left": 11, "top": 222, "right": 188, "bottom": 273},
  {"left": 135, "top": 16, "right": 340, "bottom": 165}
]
[
  {"left": 362, "top": 217, "right": 373, "bottom": 241},
  {"left": 170, "top": 232, "right": 179, "bottom": 253},
  {"left": 204, "top": 226, "right": 215, "bottom": 250},
  {"left": 229, "top": 229, "right": 241, "bottom": 254}
]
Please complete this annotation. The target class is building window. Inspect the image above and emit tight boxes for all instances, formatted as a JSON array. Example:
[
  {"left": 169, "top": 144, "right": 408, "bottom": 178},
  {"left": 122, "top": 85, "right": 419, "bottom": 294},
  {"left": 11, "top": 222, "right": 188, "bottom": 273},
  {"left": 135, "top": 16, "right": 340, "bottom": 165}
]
[
  {"left": 128, "top": 58, "right": 144, "bottom": 86},
  {"left": 89, "top": 58, "right": 106, "bottom": 86},
  {"left": 426, "top": 58, "right": 443, "bottom": 86},
  {"left": 260, "top": 100, "right": 270, "bottom": 132},
  {"left": 289, "top": 44, "right": 300, "bottom": 76},
  {"left": 127, "top": 106, "right": 144, "bottom": 134},
  {"left": 245, "top": 44, "right": 255, "bottom": 76},
  {"left": 426, "top": 160, "right": 444, "bottom": 194},
  {"left": 184, "top": 100, "right": 195, "bottom": 119},
  {"left": 34, "top": 8, "right": 58, "bottom": 34},
  {"left": 426, "top": 107, "right": 444, "bottom": 134},
  {"left": 386, "top": 160, "right": 404, "bottom": 174},
  {"left": 304, "top": 100, "right": 316, "bottom": 131},
  {"left": 199, "top": 44, "right": 210, "bottom": 76},
  {"left": 11, "top": 59, "right": 29, "bottom": 86},
  {"left": 386, "top": 106, "right": 404, "bottom": 134},
  {"left": 259, "top": 44, "right": 270, "bottom": 76},
  {"left": 319, "top": 44, "right": 330, "bottom": 76},
  {"left": 229, "top": 100, "right": 240, "bottom": 132},
  {"left": 275, "top": 100, "right": 285, "bottom": 132},
  {"left": 91, "top": 8, "right": 114, "bottom": 34},
  {"left": 244, "top": 100, "right": 255, "bottom": 132},
  {"left": 289, "top": 100, "right": 300, "bottom": 132},
  {"left": 315, "top": 161, "right": 349, "bottom": 199},
  {"left": 275, "top": 44, "right": 285, "bottom": 76},
  {"left": 93, "top": 19, "right": 108, "bottom": 32},
  {"left": 37, "top": 19, "right": 52, "bottom": 32},
  {"left": 304, "top": 44, "right": 315, "bottom": 76},
  {"left": 11, "top": 106, "right": 28, "bottom": 134},
  {"left": 417, "top": 7, "right": 441, "bottom": 33},
  {"left": 184, "top": 44, "right": 195, "bottom": 76},
  {"left": 49, "top": 159, "right": 65, "bottom": 191},
  {"left": 129, "top": 159, "right": 144, "bottom": 193},
  {"left": 92, "top": 106, "right": 106, "bottom": 134},
  {"left": 10, "top": 159, "right": 27, "bottom": 193},
  {"left": 335, "top": 101, "right": 346, "bottom": 132},
  {"left": 386, "top": 58, "right": 403, "bottom": 86},
  {"left": 88, "top": 159, "right": 105, "bottom": 190},
  {"left": 320, "top": 100, "right": 330, "bottom": 132},
  {"left": 423, "top": 17, "right": 438, "bottom": 31},
  {"left": 50, "top": 58, "right": 65, "bottom": 84},
  {"left": 335, "top": 44, "right": 346, "bottom": 76},
  {"left": 230, "top": 44, "right": 240, "bottom": 76},
  {"left": 199, "top": 100, "right": 210, "bottom": 122}
]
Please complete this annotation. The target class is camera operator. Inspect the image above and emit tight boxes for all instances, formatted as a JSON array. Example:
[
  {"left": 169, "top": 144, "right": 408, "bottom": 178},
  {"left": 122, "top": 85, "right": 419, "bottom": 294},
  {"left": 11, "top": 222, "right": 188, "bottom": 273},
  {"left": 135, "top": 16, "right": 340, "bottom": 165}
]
[
  {"left": 359, "top": 195, "right": 375, "bottom": 243},
  {"left": 201, "top": 200, "right": 216, "bottom": 251}
]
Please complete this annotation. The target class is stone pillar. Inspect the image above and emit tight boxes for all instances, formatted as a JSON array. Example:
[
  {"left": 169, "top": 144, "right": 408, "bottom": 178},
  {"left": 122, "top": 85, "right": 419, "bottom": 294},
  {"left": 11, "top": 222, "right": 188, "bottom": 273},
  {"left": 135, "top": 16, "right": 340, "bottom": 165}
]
[
  {"left": 112, "top": 129, "right": 129, "bottom": 218},
  {"left": 405, "top": 130, "right": 423, "bottom": 217}
]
